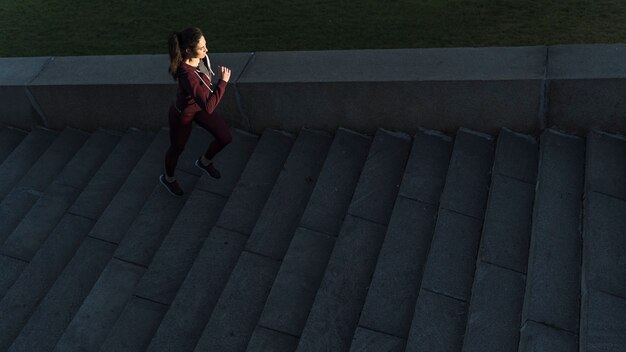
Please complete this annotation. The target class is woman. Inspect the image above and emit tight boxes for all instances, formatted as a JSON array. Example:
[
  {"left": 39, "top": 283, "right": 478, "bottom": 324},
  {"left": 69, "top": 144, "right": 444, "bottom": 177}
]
[{"left": 160, "top": 27, "right": 232, "bottom": 196}]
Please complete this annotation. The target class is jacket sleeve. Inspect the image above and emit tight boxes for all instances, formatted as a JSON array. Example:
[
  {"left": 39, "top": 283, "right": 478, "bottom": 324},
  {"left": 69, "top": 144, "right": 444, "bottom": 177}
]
[{"left": 179, "top": 72, "right": 228, "bottom": 114}]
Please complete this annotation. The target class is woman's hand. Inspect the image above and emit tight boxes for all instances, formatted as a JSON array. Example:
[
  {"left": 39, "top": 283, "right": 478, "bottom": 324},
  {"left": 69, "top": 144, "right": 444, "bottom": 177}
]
[{"left": 219, "top": 66, "right": 231, "bottom": 82}]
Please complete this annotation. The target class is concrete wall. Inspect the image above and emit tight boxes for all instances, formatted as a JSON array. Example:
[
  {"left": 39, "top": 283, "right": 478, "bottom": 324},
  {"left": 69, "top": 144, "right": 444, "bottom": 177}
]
[{"left": 1, "top": 44, "right": 624, "bottom": 135}]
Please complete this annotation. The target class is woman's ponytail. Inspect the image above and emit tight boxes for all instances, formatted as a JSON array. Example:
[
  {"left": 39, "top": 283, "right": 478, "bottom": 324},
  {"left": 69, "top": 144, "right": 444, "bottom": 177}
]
[{"left": 168, "top": 32, "right": 182, "bottom": 80}]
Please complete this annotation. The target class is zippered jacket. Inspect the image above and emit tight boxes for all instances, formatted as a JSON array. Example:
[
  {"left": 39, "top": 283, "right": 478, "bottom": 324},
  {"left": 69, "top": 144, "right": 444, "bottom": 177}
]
[{"left": 174, "top": 56, "right": 227, "bottom": 119}]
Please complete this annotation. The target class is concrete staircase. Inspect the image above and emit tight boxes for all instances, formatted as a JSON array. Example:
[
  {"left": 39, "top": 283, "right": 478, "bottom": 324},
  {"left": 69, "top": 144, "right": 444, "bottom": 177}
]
[{"left": 0, "top": 124, "right": 625, "bottom": 352}]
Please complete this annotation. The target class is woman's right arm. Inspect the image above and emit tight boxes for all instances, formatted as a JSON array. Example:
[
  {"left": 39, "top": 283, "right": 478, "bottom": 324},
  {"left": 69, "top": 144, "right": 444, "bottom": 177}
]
[{"left": 179, "top": 71, "right": 227, "bottom": 114}]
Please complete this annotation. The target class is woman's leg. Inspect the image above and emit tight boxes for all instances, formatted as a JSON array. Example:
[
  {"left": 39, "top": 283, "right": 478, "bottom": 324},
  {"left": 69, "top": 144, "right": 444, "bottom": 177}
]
[
  {"left": 164, "top": 108, "right": 193, "bottom": 177},
  {"left": 194, "top": 111, "right": 232, "bottom": 161}
]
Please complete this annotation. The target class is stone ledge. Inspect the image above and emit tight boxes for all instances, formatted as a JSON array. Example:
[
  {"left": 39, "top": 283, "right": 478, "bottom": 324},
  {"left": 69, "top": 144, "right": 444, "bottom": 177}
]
[{"left": 1, "top": 44, "right": 625, "bottom": 134}]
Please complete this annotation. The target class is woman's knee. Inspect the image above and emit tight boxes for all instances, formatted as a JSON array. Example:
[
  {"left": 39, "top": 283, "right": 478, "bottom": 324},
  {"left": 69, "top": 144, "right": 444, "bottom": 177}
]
[{"left": 219, "top": 131, "right": 233, "bottom": 146}]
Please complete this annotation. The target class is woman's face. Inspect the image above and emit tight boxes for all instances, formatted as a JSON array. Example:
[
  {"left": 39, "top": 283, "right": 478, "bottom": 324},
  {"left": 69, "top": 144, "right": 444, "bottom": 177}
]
[{"left": 190, "top": 36, "right": 208, "bottom": 59}]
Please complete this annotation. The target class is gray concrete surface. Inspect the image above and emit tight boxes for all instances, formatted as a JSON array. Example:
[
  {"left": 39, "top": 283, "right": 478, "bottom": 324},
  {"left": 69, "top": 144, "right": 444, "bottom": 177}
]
[
  {"left": 0, "top": 127, "right": 26, "bottom": 164},
  {"left": 252, "top": 129, "right": 370, "bottom": 340},
  {"left": 0, "top": 56, "right": 51, "bottom": 128},
  {"left": 146, "top": 130, "right": 294, "bottom": 352},
  {"left": 585, "top": 130, "right": 626, "bottom": 200},
  {"left": 349, "top": 327, "right": 406, "bottom": 352},
  {"left": 67, "top": 129, "right": 154, "bottom": 220},
  {"left": 53, "top": 259, "right": 145, "bottom": 352},
  {"left": 87, "top": 128, "right": 169, "bottom": 244},
  {"left": 0, "top": 255, "right": 25, "bottom": 299},
  {"left": 582, "top": 192, "right": 626, "bottom": 298},
  {"left": 297, "top": 216, "right": 388, "bottom": 351},
  {"left": 99, "top": 296, "right": 168, "bottom": 352},
  {"left": 245, "top": 326, "right": 300, "bottom": 352},
  {"left": 346, "top": 129, "right": 411, "bottom": 225},
  {"left": 580, "top": 289, "right": 626, "bottom": 352},
  {"left": 406, "top": 288, "right": 468, "bottom": 352},
  {"left": 2, "top": 45, "right": 626, "bottom": 135},
  {"left": 0, "top": 214, "right": 94, "bottom": 350},
  {"left": 244, "top": 129, "right": 332, "bottom": 260},
  {"left": 113, "top": 171, "right": 196, "bottom": 266},
  {"left": 438, "top": 128, "right": 494, "bottom": 220},
  {"left": 215, "top": 129, "right": 294, "bottom": 235},
  {"left": 8, "top": 237, "right": 116, "bottom": 352},
  {"left": 522, "top": 129, "right": 584, "bottom": 334},
  {"left": 461, "top": 263, "right": 526, "bottom": 352},
  {"left": 0, "top": 127, "right": 56, "bottom": 199},
  {"left": 518, "top": 321, "right": 578, "bottom": 352},
  {"left": 133, "top": 188, "right": 226, "bottom": 304},
  {"left": 547, "top": 44, "right": 626, "bottom": 135},
  {"left": 194, "top": 252, "right": 281, "bottom": 352},
  {"left": 298, "top": 128, "right": 371, "bottom": 236},
  {"left": 25, "top": 53, "right": 251, "bottom": 131},
  {"left": 147, "top": 226, "right": 248, "bottom": 352},
  {"left": 398, "top": 129, "right": 453, "bottom": 204},
  {"left": 357, "top": 198, "right": 437, "bottom": 338}
]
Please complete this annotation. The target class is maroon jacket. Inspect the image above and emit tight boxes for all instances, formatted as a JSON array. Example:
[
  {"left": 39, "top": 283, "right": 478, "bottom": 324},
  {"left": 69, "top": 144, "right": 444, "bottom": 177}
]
[{"left": 174, "top": 57, "right": 227, "bottom": 121}]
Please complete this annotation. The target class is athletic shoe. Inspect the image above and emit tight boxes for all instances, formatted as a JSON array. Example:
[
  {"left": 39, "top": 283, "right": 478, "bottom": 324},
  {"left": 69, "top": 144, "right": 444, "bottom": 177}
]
[
  {"left": 195, "top": 159, "right": 221, "bottom": 179},
  {"left": 160, "top": 174, "right": 184, "bottom": 196}
]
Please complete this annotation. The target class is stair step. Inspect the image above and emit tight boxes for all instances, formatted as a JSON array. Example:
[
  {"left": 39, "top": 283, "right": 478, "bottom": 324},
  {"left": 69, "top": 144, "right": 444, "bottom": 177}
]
[
  {"left": 580, "top": 129, "right": 626, "bottom": 351},
  {"left": 519, "top": 320, "right": 577, "bottom": 352},
  {"left": 133, "top": 128, "right": 258, "bottom": 303},
  {"left": 249, "top": 128, "right": 371, "bottom": 346},
  {"left": 580, "top": 289, "right": 626, "bottom": 351},
  {"left": 297, "top": 129, "right": 411, "bottom": 351},
  {"left": 0, "top": 214, "right": 95, "bottom": 351},
  {"left": 461, "top": 129, "right": 538, "bottom": 352},
  {"left": 44, "top": 130, "right": 256, "bottom": 350},
  {"left": 246, "top": 326, "right": 300, "bottom": 352},
  {"left": 146, "top": 128, "right": 294, "bottom": 352},
  {"left": 585, "top": 130, "right": 626, "bottom": 199},
  {"left": 0, "top": 256, "right": 26, "bottom": 299},
  {"left": 405, "top": 288, "right": 467, "bottom": 352},
  {"left": 0, "top": 130, "right": 119, "bottom": 261},
  {"left": 194, "top": 129, "right": 333, "bottom": 352},
  {"left": 244, "top": 129, "right": 333, "bottom": 260},
  {"left": 406, "top": 128, "right": 495, "bottom": 352},
  {"left": 0, "top": 127, "right": 26, "bottom": 165},
  {"left": 356, "top": 128, "right": 452, "bottom": 342},
  {"left": 67, "top": 129, "right": 155, "bottom": 220},
  {"left": 0, "top": 127, "right": 86, "bottom": 244},
  {"left": 99, "top": 296, "right": 168, "bottom": 352},
  {"left": 582, "top": 131, "right": 626, "bottom": 297},
  {"left": 53, "top": 259, "right": 145, "bottom": 352},
  {"left": 521, "top": 129, "right": 585, "bottom": 340},
  {"left": 113, "top": 170, "right": 197, "bottom": 267},
  {"left": 461, "top": 263, "right": 526, "bottom": 352},
  {"left": 0, "top": 127, "right": 56, "bottom": 200},
  {"left": 297, "top": 128, "right": 372, "bottom": 236},
  {"left": 8, "top": 237, "right": 117, "bottom": 352},
  {"left": 581, "top": 191, "right": 626, "bottom": 351},
  {"left": 438, "top": 128, "right": 495, "bottom": 220},
  {"left": 349, "top": 327, "right": 405, "bottom": 352},
  {"left": 5, "top": 128, "right": 163, "bottom": 352},
  {"left": 87, "top": 128, "right": 171, "bottom": 244}
]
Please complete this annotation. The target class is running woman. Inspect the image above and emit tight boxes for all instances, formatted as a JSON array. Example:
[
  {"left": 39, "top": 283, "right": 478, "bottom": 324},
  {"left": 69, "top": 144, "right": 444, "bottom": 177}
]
[{"left": 161, "top": 27, "right": 232, "bottom": 196}]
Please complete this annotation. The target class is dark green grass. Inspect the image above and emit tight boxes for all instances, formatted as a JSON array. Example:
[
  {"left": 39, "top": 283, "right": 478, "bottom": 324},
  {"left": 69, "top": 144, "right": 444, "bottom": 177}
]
[{"left": 1, "top": 0, "right": 625, "bottom": 57}]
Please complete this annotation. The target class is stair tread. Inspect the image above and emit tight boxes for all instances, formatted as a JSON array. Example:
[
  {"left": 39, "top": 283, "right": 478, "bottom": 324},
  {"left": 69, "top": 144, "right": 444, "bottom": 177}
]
[
  {"left": 297, "top": 129, "right": 411, "bottom": 351},
  {"left": 0, "top": 127, "right": 27, "bottom": 165},
  {"left": 1, "top": 130, "right": 119, "bottom": 260},
  {"left": 0, "top": 127, "right": 57, "bottom": 200}
]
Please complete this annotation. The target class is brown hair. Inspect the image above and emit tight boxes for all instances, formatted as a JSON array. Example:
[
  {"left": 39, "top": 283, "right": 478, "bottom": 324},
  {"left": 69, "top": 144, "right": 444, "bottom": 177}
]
[{"left": 168, "top": 27, "right": 203, "bottom": 80}]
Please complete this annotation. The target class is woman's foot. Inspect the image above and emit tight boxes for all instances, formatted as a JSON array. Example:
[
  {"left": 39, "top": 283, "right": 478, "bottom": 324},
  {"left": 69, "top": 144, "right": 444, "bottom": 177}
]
[
  {"left": 160, "top": 174, "right": 184, "bottom": 196},
  {"left": 195, "top": 158, "right": 221, "bottom": 179}
]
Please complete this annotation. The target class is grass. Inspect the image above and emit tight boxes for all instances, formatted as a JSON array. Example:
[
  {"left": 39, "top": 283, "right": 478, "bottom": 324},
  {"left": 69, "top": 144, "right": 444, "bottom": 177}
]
[{"left": 1, "top": 0, "right": 625, "bottom": 57}]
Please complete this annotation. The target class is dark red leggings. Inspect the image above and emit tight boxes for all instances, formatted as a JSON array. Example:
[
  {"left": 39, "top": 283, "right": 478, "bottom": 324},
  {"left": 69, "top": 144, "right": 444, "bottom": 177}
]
[{"left": 165, "top": 106, "right": 232, "bottom": 177}]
